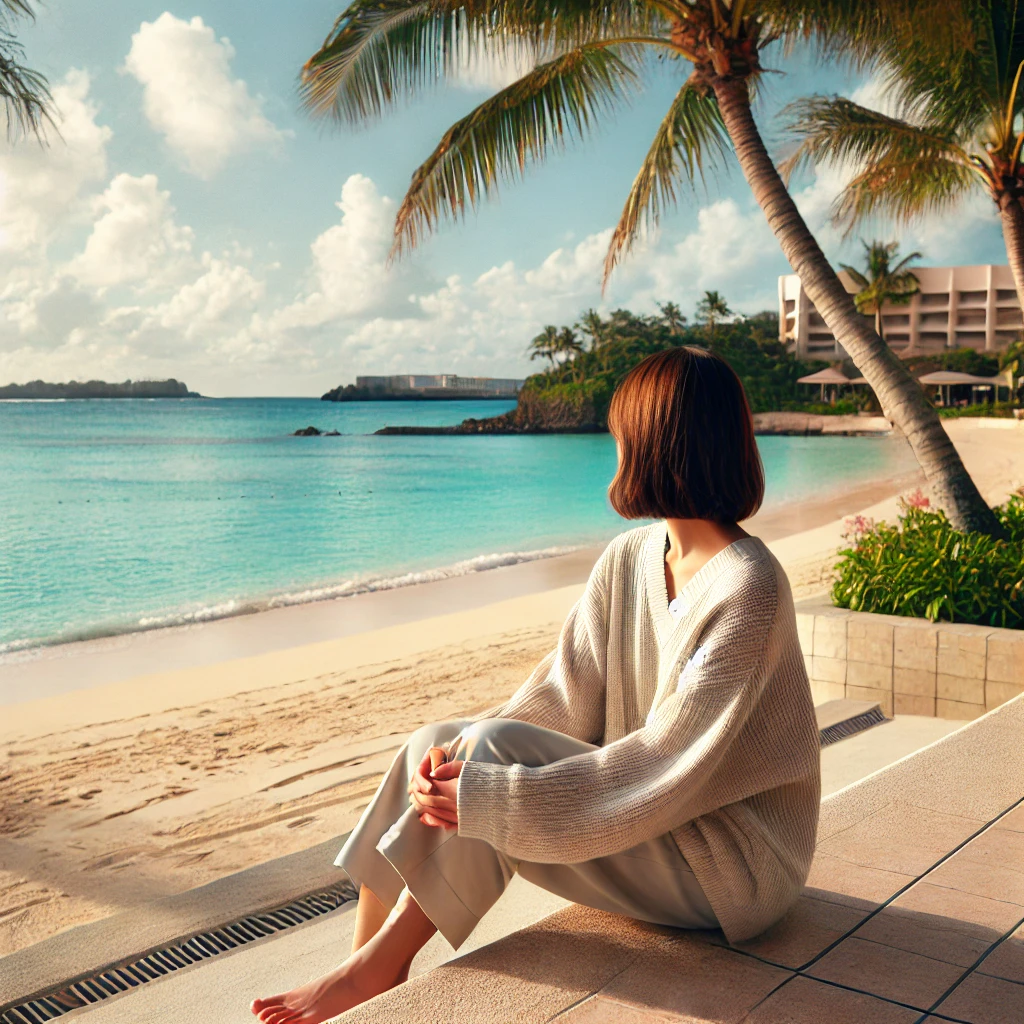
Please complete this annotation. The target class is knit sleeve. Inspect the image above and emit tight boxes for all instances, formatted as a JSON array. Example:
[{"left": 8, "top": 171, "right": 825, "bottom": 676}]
[
  {"left": 457, "top": 565, "right": 783, "bottom": 863},
  {"left": 468, "top": 548, "right": 611, "bottom": 745}
]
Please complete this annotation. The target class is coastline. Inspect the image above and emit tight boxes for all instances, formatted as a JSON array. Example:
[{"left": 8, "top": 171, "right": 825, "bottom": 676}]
[
  {"left": 0, "top": 466, "right": 921, "bottom": 706},
  {"left": 0, "top": 418, "right": 1019, "bottom": 958}
]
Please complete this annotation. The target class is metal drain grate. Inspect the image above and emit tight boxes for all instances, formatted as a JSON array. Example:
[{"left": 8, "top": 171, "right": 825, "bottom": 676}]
[{"left": 0, "top": 881, "right": 356, "bottom": 1023}]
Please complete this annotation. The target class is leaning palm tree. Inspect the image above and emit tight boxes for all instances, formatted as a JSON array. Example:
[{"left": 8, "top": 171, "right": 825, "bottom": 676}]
[
  {"left": 839, "top": 240, "right": 920, "bottom": 343},
  {"left": 527, "top": 325, "right": 560, "bottom": 368},
  {"left": 1, "top": 0, "right": 51, "bottom": 138},
  {"left": 658, "top": 301, "right": 687, "bottom": 335},
  {"left": 302, "top": 0, "right": 1000, "bottom": 535},
  {"left": 557, "top": 326, "right": 586, "bottom": 381},
  {"left": 695, "top": 289, "right": 732, "bottom": 341},
  {"left": 782, "top": 1, "right": 1024, "bottom": 313}
]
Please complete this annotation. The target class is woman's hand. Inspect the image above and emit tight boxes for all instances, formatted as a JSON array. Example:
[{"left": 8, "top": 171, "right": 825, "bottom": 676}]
[{"left": 408, "top": 746, "right": 464, "bottom": 830}]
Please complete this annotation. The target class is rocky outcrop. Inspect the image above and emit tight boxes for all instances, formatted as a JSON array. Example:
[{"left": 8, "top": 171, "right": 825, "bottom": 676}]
[
  {"left": 0, "top": 379, "right": 198, "bottom": 399},
  {"left": 293, "top": 426, "right": 322, "bottom": 436}
]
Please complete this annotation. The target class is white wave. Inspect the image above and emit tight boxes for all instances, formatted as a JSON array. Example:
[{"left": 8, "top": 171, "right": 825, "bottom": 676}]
[{"left": 0, "top": 544, "right": 586, "bottom": 656}]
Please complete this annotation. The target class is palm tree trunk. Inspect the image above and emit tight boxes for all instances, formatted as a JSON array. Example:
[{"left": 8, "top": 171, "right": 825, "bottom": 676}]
[
  {"left": 875, "top": 308, "right": 884, "bottom": 343},
  {"left": 711, "top": 77, "right": 1001, "bottom": 536},
  {"left": 998, "top": 194, "right": 1024, "bottom": 315}
]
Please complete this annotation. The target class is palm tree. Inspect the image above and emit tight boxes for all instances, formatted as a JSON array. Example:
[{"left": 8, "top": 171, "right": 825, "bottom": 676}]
[
  {"left": 695, "top": 289, "right": 732, "bottom": 341},
  {"left": 658, "top": 301, "right": 687, "bottom": 335},
  {"left": 1, "top": 0, "right": 52, "bottom": 138},
  {"left": 302, "top": 0, "right": 1001, "bottom": 535},
  {"left": 557, "top": 325, "right": 585, "bottom": 381},
  {"left": 577, "top": 308, "right": 608, "bottom": 352},
  {"left": 782, "top": 1, "right": 1024, "bottom": 313},
  {"left": 527, "top": 325, "right": 560, "bottom": 368},
  {"left": 839, "top": 241, "right": 920, "bottom": 344}
]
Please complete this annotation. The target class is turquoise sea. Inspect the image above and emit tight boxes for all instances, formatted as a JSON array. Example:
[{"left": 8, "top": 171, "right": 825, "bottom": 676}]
[{"left": 0, "top": 398, "right": 917, "bottom": 654}]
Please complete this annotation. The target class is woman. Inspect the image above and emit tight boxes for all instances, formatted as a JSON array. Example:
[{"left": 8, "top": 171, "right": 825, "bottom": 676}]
[{"left": 252, "top": 347, "right": 821, "bottom": 1024}]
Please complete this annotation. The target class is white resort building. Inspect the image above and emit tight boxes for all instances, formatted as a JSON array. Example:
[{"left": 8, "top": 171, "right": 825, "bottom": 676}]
[
  {"left": 355, "top": 374, "right": 524, "bottom": 396},
  {"left": 779, "top": 265, "right": 1022, "bottom": 359}
]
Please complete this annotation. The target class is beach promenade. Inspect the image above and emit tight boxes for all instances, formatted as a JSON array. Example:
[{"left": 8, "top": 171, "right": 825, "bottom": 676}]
[{"left": 0, "top": 418, "right": 1022, "bottom": 1016}]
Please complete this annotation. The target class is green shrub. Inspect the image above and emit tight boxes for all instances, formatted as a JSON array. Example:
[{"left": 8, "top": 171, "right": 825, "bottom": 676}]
[
  {"left": 832, "top": 494, "right": 1024, "bottom": 629},
  {"left": 938, "top": 402, "right": 1019, "bottom": 419}
]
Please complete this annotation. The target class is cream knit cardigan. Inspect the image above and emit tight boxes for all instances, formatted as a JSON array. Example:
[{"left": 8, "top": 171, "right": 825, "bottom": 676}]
[{"left": 457, "top": 523, "right": 821, "bottom": 943}]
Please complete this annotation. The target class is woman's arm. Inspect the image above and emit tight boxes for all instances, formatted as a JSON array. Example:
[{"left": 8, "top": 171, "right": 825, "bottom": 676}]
[{"left": 457, "top": 564, "right": 792, "bottom": 864}]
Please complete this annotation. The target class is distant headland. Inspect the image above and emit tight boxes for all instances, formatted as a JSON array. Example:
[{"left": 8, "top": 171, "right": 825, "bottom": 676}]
[{"left": 0, "top": 379, "right": 200, "bottom": 400}]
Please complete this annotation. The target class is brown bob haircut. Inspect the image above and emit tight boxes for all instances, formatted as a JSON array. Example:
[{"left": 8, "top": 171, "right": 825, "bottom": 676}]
[{"left": 607, "top": 347, "right": 764, "bottom": 523}]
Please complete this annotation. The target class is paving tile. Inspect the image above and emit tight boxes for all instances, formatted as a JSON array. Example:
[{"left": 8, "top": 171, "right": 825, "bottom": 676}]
[
  {"left": 932, "top": 971, "right": 1024, "bottom": 1024},
  {"left": 726, "top": 894, "right": 869, "bottom": 969},
  {"left": 978, "top": 923, "right": 1024, "bottom": 984},
  {"left": 986, "top": 633, "right": 1024, "bottom": 687},
  {"left": 894, "top": 665, "right": 937, "bottom": 697},
  {"left": 853, "top": 882, "right": 1022, "bottom": 968},
  {"left": 813, "top": 655, "right": 847, "bottom": 685},
  {"left": 992, "top": 804, "right": 1024, "bottom": 835},
  {"left": 594, "top": 932, "right": 790, "bottom": 1022},
  {"left": 555, "top": 996, "right": 689, "bottom": 1023},
  {"left": 895, "top": 693, "right": 936, "bottom": 717},
  {"left": 938, "top": 675, "right": 986, "bottom": 706},
  {"left": 937, "top": 699, "right": 987, "bottom": 721},
  {"left": 927, "top": 829, "right": 1024, "bottom": 907},
  {"left": 815, "top": 803, "right": 985, "bottom": 878},
  {"left": 848, "top": 618, "right": 894, "bottom": 667},
  {"left": 938, "top": 628, "right": 989, "bottom": 681},
  {"left": 807, "top": 935, "right": 965, "bottom": 1009},
  {"left": 894, "top": 623, "right": 938, "bottom": 672},
  {"left": 744, "top": 975, "right": 920, "bottom": 1023},
  {"left": 848, "top": 662, "right": 894, "bottom": 691},
  {"left": 805, "top": 854, "right": 916, "bottom": 911},
  {"left": 985, "top": 681, "right": 1024, "bottom": 711},
  {"left": 814, "top": 614, "right": 849, "bottom": 659}
]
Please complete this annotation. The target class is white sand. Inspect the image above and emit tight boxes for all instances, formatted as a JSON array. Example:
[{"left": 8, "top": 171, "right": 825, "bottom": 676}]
[{"left": 0, "top": 418, "right": 1020, "bottom": 956}]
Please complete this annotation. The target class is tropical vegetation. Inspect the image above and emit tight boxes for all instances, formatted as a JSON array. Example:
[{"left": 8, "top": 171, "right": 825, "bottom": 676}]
[
  {"left": 302, "top": 0, "right": 1000, "bottom": 535},
  {"left": 783, "top": 0, "right": 1024, "bottom": 311},
  {"left": 1, "top": 0, "right": 50, "bottom": 137},
  {"left": 833, "top": 491, "right": 1024, "bottom": 628},
  {"left": 839, "top": 241, "right": 920, "bottom": 344}
]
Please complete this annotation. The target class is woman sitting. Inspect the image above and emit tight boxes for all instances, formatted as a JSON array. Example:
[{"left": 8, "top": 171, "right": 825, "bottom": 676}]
[{"left": 252, "top": 347, "right": 821, "bottom": 1024}]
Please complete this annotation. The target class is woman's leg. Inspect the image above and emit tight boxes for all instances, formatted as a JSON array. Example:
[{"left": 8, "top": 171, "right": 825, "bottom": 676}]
[{"left": 350, "top": 885, "right": 389, "bottom": 953}]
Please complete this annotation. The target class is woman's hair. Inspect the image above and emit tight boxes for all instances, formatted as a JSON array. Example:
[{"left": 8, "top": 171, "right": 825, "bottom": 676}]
[{"left": 607, "top": 346, "right": 764, "bottom": 523}]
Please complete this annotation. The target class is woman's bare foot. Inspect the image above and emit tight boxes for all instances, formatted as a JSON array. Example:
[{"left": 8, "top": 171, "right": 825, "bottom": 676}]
[
  {"left": 250, "top": 946, "right": 406, "bottom": 1023},
  {"left": 250, "top": 888, "right": 435, "bottom": 1023}
]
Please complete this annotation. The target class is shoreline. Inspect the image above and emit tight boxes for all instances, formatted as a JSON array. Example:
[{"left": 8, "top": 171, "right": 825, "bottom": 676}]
[{"left": 0, "top": 467, "right": 922, "bottom": 707}]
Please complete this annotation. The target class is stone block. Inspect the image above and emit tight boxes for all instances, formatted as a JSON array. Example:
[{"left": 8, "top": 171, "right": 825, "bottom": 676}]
[
  {"left": 846, "top": 685, "right": 893, "bottom": 717},
  {"left": 936, "top": 698, "right": 986, "bottom": 721},
  {"left": 937, "top": 674, "right": 985, "bottom": 706},
  {"left": 894, "top": 693, "right": 935, "bottom": 717},
  {"left": 812, "top": 655, "right": 846, "bottom": 685},
  {"left": 937, "top": 626, "right": 989, "bottom": 680},
  {"left": 813, "top": 613, "right": 849, "bottom": 660},
  {"left": 893, "top": 666, "right": 937, "bottom": 698},
  {"left": 810, "top": 679, "right": 845, "bottom": 705},
  {"left": 987, "top": 632, "right": 1024, "bottom": 686},
  {"left": 986, "top": 680, "right": 1024, "bottom": 711},
  {"left": 894, "top": 622, "right": 937, "bottom": 671},
  {"left": 847, "top": 660, "right": 893, "bottom": 690},
  {"left": 847, "top": 617, "right": 894, "bottom": 667},
  {"left": 796, "top": 612, "right": 815, "bottom": 657},
  {"left": 803, "top": 654, "right": 813, "bottom": 680}
]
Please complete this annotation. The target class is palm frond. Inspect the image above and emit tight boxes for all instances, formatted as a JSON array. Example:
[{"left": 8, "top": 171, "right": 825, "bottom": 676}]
[
  {"left": 391, "top": 44, "right": 640, "bottom": 257},
  {"left": 837, "top": 264, "right": 869, "bottom": 289},
  {"left": 301, "top": 0, "right": 654, "bottom": 125},
  {"left": 603, "top": 81, "right": 729, "bottom": 286},
  {"left": 0, "top": 0, "right": 51, "bottom": 139}
]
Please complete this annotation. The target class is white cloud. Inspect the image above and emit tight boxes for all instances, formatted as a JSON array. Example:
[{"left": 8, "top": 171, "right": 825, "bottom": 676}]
[
  {"left": 68, "top": 173, "right": 194, "bottom": 290},
  {"left": 0, "top": 69, "right": 111, "bottom": 255},
  {"left": 453, "top": 38, "right": 536, "bottom": 92},
  {"left": 123, "top": 13, "right": 284, "bottom": 178}
]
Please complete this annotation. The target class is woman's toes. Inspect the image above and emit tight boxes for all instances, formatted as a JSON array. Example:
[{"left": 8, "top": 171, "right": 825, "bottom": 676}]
[
  {"left": 264, "top": 1011, "right": 296, "bottom": 1024},
  {"left": 250, "top": 996, "right": 280, "bottom": 1014}
]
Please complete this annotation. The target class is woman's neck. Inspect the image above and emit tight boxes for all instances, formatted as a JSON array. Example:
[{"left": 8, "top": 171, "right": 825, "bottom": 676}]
[{"left": 664, "top": 518, "right": 750, "bottom": 602}]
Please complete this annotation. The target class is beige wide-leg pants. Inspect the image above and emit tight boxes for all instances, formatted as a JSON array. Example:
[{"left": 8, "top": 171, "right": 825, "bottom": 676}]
[{"left": 335, "top": 718, "right": 718, "bottom": 949}]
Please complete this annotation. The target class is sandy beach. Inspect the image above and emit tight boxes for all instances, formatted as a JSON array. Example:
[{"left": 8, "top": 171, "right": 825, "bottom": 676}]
[{"left": 1, "top": 418, "right": 1021, "bottom": 958}]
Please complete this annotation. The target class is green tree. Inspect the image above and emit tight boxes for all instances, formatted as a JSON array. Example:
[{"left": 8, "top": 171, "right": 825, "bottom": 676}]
[
  {"left": 782, "top": 1, "right": 1024, "bottom": 312},
  {"left": 527, "top": 325, "right": 560, "bottom": 368},
  {"left": 557, "top": 325, "right": 585, "bottom": 380},
  {"left": 576, "top": 308, "right": 607, "bottom": 352},
  {"left": 302, "top": 0, "right": 1001, "bottom": 535},
  {"left": 658, "top": 301, "right": 687, "bottom": 335},
  {"left": 838, "top": 241, "right": 920, "bottom": 344},
  {"left": 1, "top": 0, "right": 51, "bottom": 138},
  {"left": 695, "top": 289, "right": 732, "bottom": 341}
]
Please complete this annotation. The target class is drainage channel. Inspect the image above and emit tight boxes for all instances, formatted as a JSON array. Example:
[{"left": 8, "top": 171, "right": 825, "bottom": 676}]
[{"left": 0, "top": 881, "right": 356, "bottom": 1023}]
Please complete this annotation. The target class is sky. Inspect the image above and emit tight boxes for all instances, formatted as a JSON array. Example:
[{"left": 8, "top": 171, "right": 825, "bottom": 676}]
[{"left": 0, "top": 3, "right": 1010, "bottom": 396}]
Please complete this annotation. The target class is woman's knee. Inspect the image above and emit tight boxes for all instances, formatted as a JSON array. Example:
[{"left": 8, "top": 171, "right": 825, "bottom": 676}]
[
  {"left": 453, "top": 718, "right": 530, "bottom": 764},
  {"left": 406, "top": 720, "right": 468, "bottom": 762}
]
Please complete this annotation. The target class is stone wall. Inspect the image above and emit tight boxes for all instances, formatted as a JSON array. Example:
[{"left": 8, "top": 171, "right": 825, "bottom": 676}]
[{"left": 796, "top": 600, "right": 1024, "bottom": 719}]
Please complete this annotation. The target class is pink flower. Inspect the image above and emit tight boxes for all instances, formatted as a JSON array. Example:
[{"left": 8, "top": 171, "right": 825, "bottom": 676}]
[
  {"left": 903, "top": 488, "right": 931, "bottom": 509},
  {"left": 842, "top": 514, "right": 875, "bottom": 544}
]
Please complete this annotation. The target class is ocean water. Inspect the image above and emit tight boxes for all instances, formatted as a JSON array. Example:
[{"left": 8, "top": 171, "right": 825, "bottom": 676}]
[{"left": 0, "top": 398, "right": 917, "bottom": 653}]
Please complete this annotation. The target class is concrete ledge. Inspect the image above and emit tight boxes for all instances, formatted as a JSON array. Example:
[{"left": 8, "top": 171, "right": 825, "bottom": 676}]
[{"left": 797, "top": 599, "right": 1024, "bottom": 719}]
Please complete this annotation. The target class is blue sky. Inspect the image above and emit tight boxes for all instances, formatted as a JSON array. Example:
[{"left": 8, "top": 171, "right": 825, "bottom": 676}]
[{"left": 0, "top": 2, "right": 1009, "bottom": 395}]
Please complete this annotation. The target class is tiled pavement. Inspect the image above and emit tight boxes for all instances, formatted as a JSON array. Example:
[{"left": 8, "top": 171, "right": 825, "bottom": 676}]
[{"left": 335, "top": 696, "right": 1024, "bottom": 1023}]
